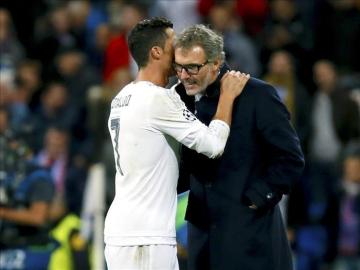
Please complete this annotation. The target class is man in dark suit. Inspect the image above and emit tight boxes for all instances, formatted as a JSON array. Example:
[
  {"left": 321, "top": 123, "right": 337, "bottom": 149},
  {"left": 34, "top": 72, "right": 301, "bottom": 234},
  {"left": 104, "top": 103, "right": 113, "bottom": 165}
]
[{"left": 174, "top": 25, "right": 305, "bottom": 270}]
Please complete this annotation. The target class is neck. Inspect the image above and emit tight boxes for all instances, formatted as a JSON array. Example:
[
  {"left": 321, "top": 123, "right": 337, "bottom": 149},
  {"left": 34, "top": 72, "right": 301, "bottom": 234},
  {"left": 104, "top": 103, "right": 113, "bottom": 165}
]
[
  {"left": 205, "top": 70, "right": 221, "bottom": 90},
  {"left": 210, "top": 72, "right": 219, "bottom": 84},
  {"left": 136, "top": 64, "right": 168, "bottom": 87}
]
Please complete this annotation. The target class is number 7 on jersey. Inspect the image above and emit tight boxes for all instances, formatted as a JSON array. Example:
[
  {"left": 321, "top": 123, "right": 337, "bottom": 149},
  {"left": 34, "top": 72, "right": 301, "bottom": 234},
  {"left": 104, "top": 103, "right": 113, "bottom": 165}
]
[{"left": 110, "top": 118, "right": 124, "bottom": 176}]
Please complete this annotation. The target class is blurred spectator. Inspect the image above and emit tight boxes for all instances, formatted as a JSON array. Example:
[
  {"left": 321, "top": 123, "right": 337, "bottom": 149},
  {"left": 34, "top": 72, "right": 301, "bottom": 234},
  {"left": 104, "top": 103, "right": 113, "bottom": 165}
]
[
  {"left": 0, "top": 76, "right": 13, "bottom": 107},
  {"left": 87, "top": 67, "right": 131, "bottom": 157},
  {"left": 197, "top": 0, "right": 268, "bottom": 37},
  {"left": 65, "top": 152, "right": 90, "bottom": 217},
  {"left": 309, "top": 60, "right": 359, "bottom": 262},
  {"left": 54, "top": 48, "right": 101, "bottom": 104},
  {"left": 7, "top": 76, "right": 34, "bottom": 136},
  {"left": 289, "top": 60, "right": 360, "bottom": 270},
  {"left": 263, "top": 50, "right": 311, "bottom": 149},
  {"left": 15, "top": 59, "right": 43, "bottom": 110},
  {"left": 34, "top": 126, "right": 69, "bottom": 222},
  {"left": 309, "top": 60, "right": 360, "bottom": 163},
  {"left": 33, "top": 124, "right": 90, "bottom": 222},
  {"left": 0, "top": 114, "right": 55, "bottom": 248},
  {"left": 106, "top": 0, "right": 126, "bottom": 27},
  {"left": 0, "top": 112, "right": 88, "bottom": 269},
  {"left": 52, "top": 48, "right": 100, "bottom": 156},
  {"left": 87, "top": 23, "right": 111, "bottom": 71},
  {"left": 208, "top": 3, "right": 260, "bottom": 76},
  {"left": 1, "top": 0, "right": 48, "bottom": 55},
  {"left": 35, "top": 126, "right": 69, "bottom": 194},
  {"left": 335, "top": 141, "right": 360, "bottom": 270},
  {"left": 103, "top": 3, "right": 145, "bottom": 82},
  {"left": 67, "top": 0, "right": 108, "bottom": 57},
  {"left": 0, "top": 7, "right": 25, "bottom": 94},
  {"left": 0, "top": 106, "right": 9, "bottom": 134},
  {"left": 0, "top": 62, "right": 36, "bottom": 146},
  {"left": 314, "top": 0, "right": 360, "bottom": 73},
  {"left": 0, "top": 8, "right": 25, "bottom": 85},
  {"left": 33, "top": 122, "right": 91, "bottom": 216},
  {"left": 151, "top": 0, "right": 200, "bottom": 33},
  {"left": 260, "top": 0, "right": 313, "bottom": 87},
  {"left": 264, "top": 0, "right": 312, "bottom": 49},
  {"left": 102, "top": 25, "right": 129, "bottom": 82},
  {"left": 33, "top": 5, "right": 79, "bottom": 77},
  {"left": 31, "top": 82, "right": 76, "bottom": 151}
]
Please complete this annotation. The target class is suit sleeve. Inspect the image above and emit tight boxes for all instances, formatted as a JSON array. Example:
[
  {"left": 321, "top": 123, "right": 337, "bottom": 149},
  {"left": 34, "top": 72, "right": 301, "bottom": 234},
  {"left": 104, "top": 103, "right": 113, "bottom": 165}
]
[{"left": 244, "top": 84, "right": 305, "bottom": 210}]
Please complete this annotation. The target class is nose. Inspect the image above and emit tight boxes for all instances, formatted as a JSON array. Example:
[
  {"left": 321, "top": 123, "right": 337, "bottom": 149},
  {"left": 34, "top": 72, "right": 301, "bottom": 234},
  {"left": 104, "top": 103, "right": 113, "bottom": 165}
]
[{"left": 179, "top": 68, "right": 190, "bottom": 80}]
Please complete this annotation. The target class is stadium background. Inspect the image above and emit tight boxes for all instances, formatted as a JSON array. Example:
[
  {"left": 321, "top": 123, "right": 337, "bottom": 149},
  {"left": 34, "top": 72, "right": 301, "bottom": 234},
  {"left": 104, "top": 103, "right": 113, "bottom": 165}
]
[{"left": 0, "top": 0, "right": 359, "bottom": 269}]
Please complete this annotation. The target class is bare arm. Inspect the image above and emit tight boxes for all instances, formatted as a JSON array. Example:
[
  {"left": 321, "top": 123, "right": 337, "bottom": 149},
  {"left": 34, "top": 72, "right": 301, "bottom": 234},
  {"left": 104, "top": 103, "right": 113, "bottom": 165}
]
[{"left": 0, "top": 202, "right": 49, "bottom": 226}]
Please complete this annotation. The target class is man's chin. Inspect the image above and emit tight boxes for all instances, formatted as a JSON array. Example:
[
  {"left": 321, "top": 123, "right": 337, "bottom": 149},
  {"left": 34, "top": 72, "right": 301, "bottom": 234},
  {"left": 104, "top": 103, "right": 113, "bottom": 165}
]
[{"left": 184, "top": 86, "right": 200, "bottom": 96}]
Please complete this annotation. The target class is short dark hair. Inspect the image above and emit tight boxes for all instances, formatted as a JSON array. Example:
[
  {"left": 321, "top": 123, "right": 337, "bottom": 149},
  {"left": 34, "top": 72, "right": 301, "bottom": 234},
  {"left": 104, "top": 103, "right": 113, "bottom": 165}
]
[{"left": 128, "top": 17, "right": 173, "bottom": 68}]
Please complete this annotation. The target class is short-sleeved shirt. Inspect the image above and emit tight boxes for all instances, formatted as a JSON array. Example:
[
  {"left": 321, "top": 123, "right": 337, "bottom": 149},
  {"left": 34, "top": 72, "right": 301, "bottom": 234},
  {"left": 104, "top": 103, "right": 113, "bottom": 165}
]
[{"left": 1, "top": 169, "right": 54, "bottom": 246}]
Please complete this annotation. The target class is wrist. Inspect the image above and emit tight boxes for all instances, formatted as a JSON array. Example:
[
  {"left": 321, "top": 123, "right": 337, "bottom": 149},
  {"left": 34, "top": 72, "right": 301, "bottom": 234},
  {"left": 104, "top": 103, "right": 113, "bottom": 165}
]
[{"left": 219, "top": 91, "right": 236, "bottom": 102}]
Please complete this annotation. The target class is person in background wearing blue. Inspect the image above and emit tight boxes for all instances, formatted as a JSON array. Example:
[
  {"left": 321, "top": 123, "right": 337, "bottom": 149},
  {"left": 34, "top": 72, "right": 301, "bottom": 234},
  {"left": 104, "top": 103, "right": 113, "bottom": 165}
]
[{"left": 0, "top": 107, "right": 55, "bottom": 269}]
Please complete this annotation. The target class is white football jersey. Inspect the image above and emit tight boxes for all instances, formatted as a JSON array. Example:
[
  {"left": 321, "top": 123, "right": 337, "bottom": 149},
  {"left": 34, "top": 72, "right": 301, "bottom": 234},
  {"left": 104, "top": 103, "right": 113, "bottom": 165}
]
[{"left": 104, "top": 81, "right": 229, "bottom": 246}]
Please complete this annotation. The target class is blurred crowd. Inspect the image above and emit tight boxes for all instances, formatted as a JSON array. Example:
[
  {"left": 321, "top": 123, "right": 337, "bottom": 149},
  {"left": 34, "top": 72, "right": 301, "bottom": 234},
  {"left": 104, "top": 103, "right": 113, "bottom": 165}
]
[{"left": 0, "top": 0, "right": 359, "bottom": 270}]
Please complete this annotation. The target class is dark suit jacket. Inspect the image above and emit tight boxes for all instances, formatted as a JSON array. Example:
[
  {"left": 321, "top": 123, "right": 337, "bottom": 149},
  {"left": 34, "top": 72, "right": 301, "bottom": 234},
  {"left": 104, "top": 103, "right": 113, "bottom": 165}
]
[{"left": 176, "top": 65, "right": 305, "bottom": 270}]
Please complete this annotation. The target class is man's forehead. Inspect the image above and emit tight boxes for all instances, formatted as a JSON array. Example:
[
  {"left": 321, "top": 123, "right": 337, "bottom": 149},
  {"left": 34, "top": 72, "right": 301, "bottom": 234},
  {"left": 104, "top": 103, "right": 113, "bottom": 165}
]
[{"left": 174, "top": 46, "right": 206, "bottom": 62}]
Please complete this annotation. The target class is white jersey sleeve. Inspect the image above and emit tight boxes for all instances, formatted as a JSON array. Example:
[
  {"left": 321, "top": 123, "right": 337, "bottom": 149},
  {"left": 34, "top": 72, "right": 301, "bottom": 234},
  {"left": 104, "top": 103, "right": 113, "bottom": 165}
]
[{"left": 150, "top": 88, "right": 230, "bottom": 158}]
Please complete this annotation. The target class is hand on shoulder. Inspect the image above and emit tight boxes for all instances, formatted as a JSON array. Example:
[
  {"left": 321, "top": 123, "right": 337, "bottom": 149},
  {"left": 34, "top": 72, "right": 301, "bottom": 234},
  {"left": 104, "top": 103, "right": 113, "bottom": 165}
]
[{"left": 220, "top": 71, "right": 250, "bottom": 99}]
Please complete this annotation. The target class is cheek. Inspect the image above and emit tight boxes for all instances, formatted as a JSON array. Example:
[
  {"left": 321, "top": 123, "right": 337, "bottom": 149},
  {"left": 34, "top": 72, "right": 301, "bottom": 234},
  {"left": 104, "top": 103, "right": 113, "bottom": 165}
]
[{"left": 199, "top": 73, "right": 211, "bottom": 87}]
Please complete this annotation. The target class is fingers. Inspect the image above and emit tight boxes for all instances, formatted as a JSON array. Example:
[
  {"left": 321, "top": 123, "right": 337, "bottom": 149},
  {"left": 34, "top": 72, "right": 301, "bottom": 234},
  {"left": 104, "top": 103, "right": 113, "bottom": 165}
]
[
  {"left": 220, "top": 70, "right": 250, "bottom": 99},
  {"left": 234, "top": 71, "right": 250, "bottom": 80},
  {"left": 221, "top": 70, "right": 250, "bottom": 81},
  {"left": 221, "top": 70, "right": 250, "bottom": 88},
  {"left": 236, "top": 72, "right": 250, "bottom": 87}
]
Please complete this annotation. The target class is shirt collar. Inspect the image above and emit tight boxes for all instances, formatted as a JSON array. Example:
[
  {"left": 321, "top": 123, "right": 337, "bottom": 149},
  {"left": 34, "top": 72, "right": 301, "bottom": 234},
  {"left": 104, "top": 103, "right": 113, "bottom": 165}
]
[{"left": 204, "top": 63, "right": 230, "bottom": 99}]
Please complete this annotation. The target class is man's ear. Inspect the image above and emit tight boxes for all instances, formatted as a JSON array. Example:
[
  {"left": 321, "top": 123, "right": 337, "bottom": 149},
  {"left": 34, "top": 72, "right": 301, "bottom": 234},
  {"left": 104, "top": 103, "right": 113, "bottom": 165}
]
[
  {"left": 150, "top": 46, "right": 163, "bottom": 60},
  {"left": 212, "top": 58, "right": 223, "bottom": 72}
]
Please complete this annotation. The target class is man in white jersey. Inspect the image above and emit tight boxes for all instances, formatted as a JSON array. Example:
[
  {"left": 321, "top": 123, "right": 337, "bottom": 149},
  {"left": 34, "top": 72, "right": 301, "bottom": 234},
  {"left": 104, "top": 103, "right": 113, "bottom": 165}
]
[{"left": 104, "top": 17, "right": 249, "bottom": 270}]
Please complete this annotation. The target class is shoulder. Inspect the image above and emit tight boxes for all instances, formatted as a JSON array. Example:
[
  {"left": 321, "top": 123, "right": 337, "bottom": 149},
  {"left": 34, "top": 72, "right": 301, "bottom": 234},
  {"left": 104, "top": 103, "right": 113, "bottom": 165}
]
[
  {"left": 244, "top": 77, "right": 280, "bottom": 101},
  {"left": 111, "top": 83, "right": 131, "bottom": 101},
  {"left": 242, "top": 78, "right": 289, "bottom": 119},
  {"left": 153, "top": 86, "right": 185, "bottom": 111},
  {"left": 137, "top": 83, "right": 186, "bottom": 117},
  {"left": 134, "top": 81, "right": 171, "bottom": 99},
  {"left": 246, "top": 77, "right": 275, "bottom": 93},
  {"left": 27, "top": 168, "right": 53, "bottom": 185},
  {"left": 238, "top": 77, "right": 278, "bottom": 102}
]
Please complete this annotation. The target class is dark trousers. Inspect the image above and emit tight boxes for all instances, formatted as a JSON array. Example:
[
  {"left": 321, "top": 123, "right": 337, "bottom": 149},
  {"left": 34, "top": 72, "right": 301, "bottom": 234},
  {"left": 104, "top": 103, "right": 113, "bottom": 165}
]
[{"left": 187, "top": 222, "right": 210, "bottom": 270}]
